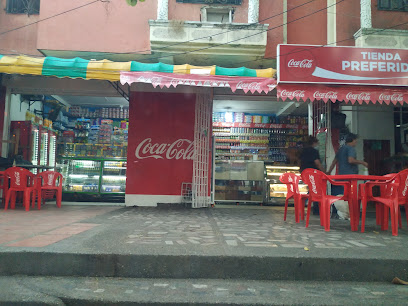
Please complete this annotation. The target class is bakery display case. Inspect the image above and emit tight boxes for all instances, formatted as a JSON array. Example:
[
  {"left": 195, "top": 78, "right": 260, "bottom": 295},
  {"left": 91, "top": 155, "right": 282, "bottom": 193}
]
[
  {"left": 214, "top": 160, "right": 265, "bottom": 203},
  {"left": 265, "top": 165, "right": 308, "bottom": 201}
]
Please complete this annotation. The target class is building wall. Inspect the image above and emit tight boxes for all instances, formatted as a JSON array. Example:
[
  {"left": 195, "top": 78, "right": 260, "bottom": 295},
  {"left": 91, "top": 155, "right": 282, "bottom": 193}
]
[
  {"left": 286, "top": 0, "right": 327, "bottom": 45},
  {"left": 36, "top": 0, "right": 156, "bottom": 54},
  {"left": 261, "top": 0, "right": 283, "bottom": 59},
  {"left": 0, "top": 2, "right": 41, "bottom": 56},
  {"left": 371, "top": 0, "right": 408, "bottom": 30}
]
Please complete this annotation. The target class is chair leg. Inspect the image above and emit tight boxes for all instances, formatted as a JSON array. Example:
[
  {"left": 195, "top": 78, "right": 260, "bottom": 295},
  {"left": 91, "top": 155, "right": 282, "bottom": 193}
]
[
  {"left": 398, "top": 207, "right": 402, "bottom": 229},
  {"left": 11, "top": 192, "right": 16, "bottom": 209},
  {"left": 284, "top": 197, "right": 289, "bottom": 221},
  {"left": 57, "top": 190, "right": 62, "bottom": 208},
  {"left": 294, "top": 196, "right": 300, "bottom": 223},
  {"left": 4, "top": 190, "right": 11, "bottom": 210},
  {"left": 391, "top": 203, "right": 399, "bottom": 236},
  {"left": 318, "top": 203, "right": 324, "bottom": 227},
  {"left": 382, "top": 206, "right": 389, "bottom": 231},
  {"left": 375, "top": 203, "right": 381, "bottom": 225},
  {"left": 325, "top": 201, "right": 331, "bottom": 232},
  {"left": 361, "top": 198, "right": 367, "bottom": 233},
  {"left": 300, "top": 197, "right": 305, "bottom": 221},
  {"left": 305, "top": 199, "right": 312, "bottom": 228},
  {"left": 23, "top": 190, "right": 30, "bottom": 211}
]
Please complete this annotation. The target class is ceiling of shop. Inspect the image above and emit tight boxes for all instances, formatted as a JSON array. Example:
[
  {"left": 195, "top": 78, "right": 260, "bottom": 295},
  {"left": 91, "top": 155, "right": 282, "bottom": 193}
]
[{"left": 53, "top": 95, "right": 129, "bottom": 107}]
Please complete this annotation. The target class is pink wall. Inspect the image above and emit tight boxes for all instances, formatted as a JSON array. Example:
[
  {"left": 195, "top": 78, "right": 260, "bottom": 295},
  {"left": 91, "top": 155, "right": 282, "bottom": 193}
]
[
  {"left": 0, "top": 2, "right": 41, "bottom": 56},
  {"left": 169, "top": 0, "right": 249, "bottom": 23},
  {"left": 260, "top": 0, "right": 283, "bottom": 59},
  {"left": 336, "top": 0, "right": 360, "bottom": 46},
  {"left": 36, "top": 0, "right": 156, "bottom": 54},
  {"left": 287, "top": 0, "right": 327, "bottom": 46}
]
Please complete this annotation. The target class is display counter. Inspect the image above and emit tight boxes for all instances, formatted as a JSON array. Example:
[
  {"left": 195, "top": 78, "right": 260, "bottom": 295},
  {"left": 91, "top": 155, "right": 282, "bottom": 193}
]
[
  {"left": 214, "top": 160, "right": 265, "bottom": 203},
  {"left": 265, "top": 164, "right": 308, "bottom": 202},
  {"left": 60, "top": 157, "right": 127, "bottom": 197}
]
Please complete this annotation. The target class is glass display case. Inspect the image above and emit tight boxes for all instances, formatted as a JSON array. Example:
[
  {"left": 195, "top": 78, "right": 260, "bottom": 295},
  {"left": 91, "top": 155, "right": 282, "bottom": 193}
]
[
  {"left": 39, "top": 128, "right": 48, "bottom": 167},
  {"left": 265, "top": 164, "right": 308, "bottom": 201},
  {"left": 49, "top": 131, "right": 57, "bottom": 168},
  {"left": 214, "top": 160, "right": 265, "bottom": 203},
  {"left": 61, "top": 157, "right": 126, "bottom": 196}
]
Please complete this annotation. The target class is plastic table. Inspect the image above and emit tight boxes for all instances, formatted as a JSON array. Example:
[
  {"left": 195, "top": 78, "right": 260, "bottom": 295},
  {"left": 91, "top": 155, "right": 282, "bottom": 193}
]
[{"left": 328, "top": 175, "right": 389, "bottom": 231}]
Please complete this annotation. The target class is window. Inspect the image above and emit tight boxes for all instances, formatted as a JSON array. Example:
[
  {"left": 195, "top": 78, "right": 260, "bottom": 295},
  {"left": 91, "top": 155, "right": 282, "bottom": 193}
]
[
  {"left": 201, "top": 7, "right": 235, "bottom": 23},
  {"left": 378, "top": 0, "right": 408, "bottom": 11},
  {"left": 6, "top": 0, "right": 40, "bottom": 15}
]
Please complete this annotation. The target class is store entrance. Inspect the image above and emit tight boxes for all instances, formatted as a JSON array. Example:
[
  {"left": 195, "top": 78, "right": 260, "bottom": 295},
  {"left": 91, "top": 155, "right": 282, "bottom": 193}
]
[
  {"left": 7, "top": 93, "right": 129, "bottom": 203},
  {"left": 211, "top": 95, "right": 309, "bottom": 205}
]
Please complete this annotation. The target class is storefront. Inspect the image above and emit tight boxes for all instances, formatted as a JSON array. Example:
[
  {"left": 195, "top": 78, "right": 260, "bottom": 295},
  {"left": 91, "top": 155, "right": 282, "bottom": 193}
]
[{"left": 276, "top": 44, "right": 408, "bottom": 177}]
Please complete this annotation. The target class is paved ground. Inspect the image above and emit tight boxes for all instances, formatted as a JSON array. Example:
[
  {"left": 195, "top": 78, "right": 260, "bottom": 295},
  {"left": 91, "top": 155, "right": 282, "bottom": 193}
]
[
  {"left": 0, "top": 203, "right": 407, "bottom": 304},
  {"left": 0, "top": 203, "right": 406, "bottom": 257}
]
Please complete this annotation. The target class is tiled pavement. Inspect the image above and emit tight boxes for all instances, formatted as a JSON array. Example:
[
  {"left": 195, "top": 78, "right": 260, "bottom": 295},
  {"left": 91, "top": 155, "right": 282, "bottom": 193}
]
[{"left": 0, "top": 203, "right": 405, "bottom": 256}]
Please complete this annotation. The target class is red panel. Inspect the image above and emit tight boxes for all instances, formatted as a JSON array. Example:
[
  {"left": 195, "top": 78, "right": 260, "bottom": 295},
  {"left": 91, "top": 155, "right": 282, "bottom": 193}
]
[{"left": 126, "top": 92, "right": 195, "bottom": 196}]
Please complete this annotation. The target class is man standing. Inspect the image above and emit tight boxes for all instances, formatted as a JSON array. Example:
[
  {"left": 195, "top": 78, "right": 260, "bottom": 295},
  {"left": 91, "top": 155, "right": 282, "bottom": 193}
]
[
  {"left": 328, "top": 133, "right": 368, "bottom": 176},
  {"left": 327, "top": 133, "right": 368, "bottom": 218}
]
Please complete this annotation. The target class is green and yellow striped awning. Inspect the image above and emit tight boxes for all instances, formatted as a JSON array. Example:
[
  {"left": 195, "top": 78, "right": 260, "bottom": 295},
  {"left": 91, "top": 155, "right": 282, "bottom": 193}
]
[{"left": 0, "top": 55, "right": 275, "bottom": 81}]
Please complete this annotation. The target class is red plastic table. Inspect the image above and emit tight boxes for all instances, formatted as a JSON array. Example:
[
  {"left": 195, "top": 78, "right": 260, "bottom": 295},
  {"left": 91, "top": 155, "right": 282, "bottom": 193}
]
[{"left": 328, "top": 175, "right": 389, "bottom": 231}]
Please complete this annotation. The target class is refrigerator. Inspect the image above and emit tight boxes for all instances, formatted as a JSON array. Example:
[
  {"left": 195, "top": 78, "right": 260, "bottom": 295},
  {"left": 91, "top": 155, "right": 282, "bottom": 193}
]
[{"left": 10, "top": 121, "right": 40, "bottom": 168}]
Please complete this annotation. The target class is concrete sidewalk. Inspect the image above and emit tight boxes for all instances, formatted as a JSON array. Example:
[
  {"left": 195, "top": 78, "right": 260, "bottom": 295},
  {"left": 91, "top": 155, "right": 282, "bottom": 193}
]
[
  {"left": 0, "top": 204, "right": 406, "bottom": 258},
  {"left": 0, "top": 204, "right": 407, "bottom": 304}
]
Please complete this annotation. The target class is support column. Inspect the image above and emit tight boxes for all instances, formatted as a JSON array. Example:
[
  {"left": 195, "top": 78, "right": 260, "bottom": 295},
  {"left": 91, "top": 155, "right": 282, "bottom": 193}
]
[
  {"left": 248, "top": 0, "right": 259, "bottom": 24},
  {"left": 327, "top": 0, "right": 336, "bottom": 46},
  {"left": 360, "top": 0, "right": 372, "bottom": 28},
  {"left": 157, "top": 0, "right": 168, "bottom": 21}
]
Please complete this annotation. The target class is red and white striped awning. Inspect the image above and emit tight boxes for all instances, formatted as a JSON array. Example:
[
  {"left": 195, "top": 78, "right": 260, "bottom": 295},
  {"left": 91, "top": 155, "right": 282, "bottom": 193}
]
[
  {"left": 277, "top": 83, "right": 408, "bottom": 105},
  {"left": 120, "top": 71, "right": 277, "bottom": 94}
]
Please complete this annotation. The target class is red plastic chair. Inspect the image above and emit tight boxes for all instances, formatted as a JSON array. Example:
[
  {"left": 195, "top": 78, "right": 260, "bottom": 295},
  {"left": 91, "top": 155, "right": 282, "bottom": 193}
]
[
  {"left": 34, "top": 171, "right": 63, "bottom": 209},
  {"left": 360, "top": 173, "right": 400, "bottom": 235},
  {"left": 279, "top": 172, "right": 309, "bottom": 223},
  {"left": 365, "top": 170, "right": 408, "bottom": 235},
  {"left": 0, "top": 171, "right": 5, "bottom": 206},
  {"left": 301, "top": 169, "right": 350, "bottom": 231},
  {"left": 4, "top": 167, "right": 36, "bottom": 211}
]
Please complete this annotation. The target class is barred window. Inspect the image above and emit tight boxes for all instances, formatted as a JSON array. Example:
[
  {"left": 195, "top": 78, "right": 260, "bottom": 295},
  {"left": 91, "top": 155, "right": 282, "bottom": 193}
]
[
  {"left": 378, "top": 0, "right": 408, "bottom": 11},
  {"left": 6, "top": 0, "right": 40, "bottom": 15}
]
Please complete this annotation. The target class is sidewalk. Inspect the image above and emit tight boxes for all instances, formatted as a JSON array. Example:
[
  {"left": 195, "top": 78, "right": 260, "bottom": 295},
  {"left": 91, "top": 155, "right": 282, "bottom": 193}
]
[
  {"left": 0, "top": 204, "right": 407, "bottom": 304},
  {"left": 0, "top": 204, "right": 406, "bottom": 258}
]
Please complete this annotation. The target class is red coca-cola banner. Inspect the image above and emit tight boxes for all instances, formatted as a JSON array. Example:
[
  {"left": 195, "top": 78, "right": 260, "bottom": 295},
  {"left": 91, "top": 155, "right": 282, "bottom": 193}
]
[
  {"left": 120, "top": 71, "right": 277, "bottom": 94},
  {"left": 126, "top": 92, "right": 195, "bottom": 197},
  {"left": 277, "top": 83, "right": 407, "bottom": 105},
  {"left": 278, "top": 44, "right": 408, "bottom": 86}
]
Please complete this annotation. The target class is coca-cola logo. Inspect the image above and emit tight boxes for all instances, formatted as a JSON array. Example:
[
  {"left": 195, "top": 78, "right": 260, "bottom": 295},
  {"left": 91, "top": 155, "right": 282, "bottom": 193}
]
[
  {"left": 236, "top": 81, "right": 261, "bottom": 92},
  {"left": 280, "top": 90, "right": 305, "bottom": 99},
  {"left": 47, "top": 174, "right": 54, "bottom": 186},
  {"left": 14, "top": 172, "right": 20, "bottom": 186},
  {"left": 402, "top": 176, "right": 408, "bottom": 196},
  {"left": 135, "top": 138, "right": 194, "bottom": 160},
  {"left": 284, "top": 48, "right": 316, "bottom": 79},
  {"left": 379, "top": 93, "right": 404, "bottom": 102},
  {"left": 313, "top": 91, "right": 338, "bottom": 100},
  {"left": 288, "top": 59, "right": 314, "bottom": 68},
  {"left": 309, "top": 174, "right": 317, "bottom": 194},
  {"left": 346, "top": 92, "right": 371, "bottom": 101}
]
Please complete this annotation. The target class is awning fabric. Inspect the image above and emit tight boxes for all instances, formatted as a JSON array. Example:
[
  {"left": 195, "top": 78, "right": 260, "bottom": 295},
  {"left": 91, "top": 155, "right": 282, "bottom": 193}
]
[
  {"left": 0, "top": 55, "right": 276, "bottom": 81},
  {"left": 277, "top": 83, "right": 408, "bottom": 105},
  {"left": 120, "top": 71, "right": 277, "bottom": 94}
]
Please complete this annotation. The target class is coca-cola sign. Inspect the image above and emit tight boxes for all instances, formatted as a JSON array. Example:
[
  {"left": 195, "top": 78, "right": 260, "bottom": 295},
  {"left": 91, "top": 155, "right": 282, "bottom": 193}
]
[
  {"left": 279, "top": 89, "right": 305, "bottom": 99},
  {"left": 346, "top": 92, "right": 371, "bottom": 101},
  {"left": 278, "top": 44, "right": 408, "bottom": 86},
  {"left": 277, "top": 83, "right": 407, "bottom": 105},
  {"left": 236, "top": 81, "right": 261, "bottom": 92},
  {"left": 126, "top": 92, "right": 196, "bottom": 198},
  {"left": 135, "top": 138, "right": 194, "bottom": 161},
  {"left": 288, "top": 59, "right": 314, "bottom": 68},
  {"left": 313, "top": 91, "right": 338, "bottom": 100},
  {"left": 379, "top": 93, "right": 404, "bottom": 102}
]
